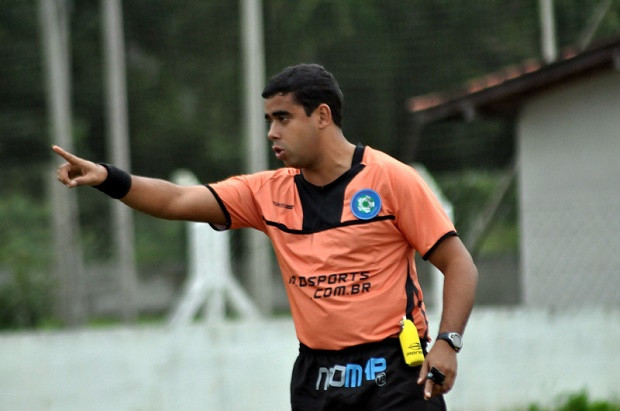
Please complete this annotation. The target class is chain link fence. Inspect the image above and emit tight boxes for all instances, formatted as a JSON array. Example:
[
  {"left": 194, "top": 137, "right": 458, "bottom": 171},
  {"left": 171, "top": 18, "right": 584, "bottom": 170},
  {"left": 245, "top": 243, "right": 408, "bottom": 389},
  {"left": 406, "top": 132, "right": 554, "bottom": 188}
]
[{"left": 2, "top": 0, "right": 619, "bottom": 327}]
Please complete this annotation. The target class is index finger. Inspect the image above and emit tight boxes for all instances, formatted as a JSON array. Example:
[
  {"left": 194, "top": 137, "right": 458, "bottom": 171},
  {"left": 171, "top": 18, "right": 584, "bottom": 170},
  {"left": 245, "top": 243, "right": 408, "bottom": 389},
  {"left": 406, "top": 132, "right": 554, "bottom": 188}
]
[{"left": 51, "top": 145, "right": 81, "bottom": 164}]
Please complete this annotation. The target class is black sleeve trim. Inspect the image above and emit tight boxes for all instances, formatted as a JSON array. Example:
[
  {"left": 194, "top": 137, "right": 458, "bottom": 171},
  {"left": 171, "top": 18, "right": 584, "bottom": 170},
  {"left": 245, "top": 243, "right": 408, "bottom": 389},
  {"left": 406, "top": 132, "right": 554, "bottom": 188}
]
[
  {"left": 422, "top": 231, "right": 458, "bottom": 260},
  {"left": 205, "top": 184, "right": 232, "bottom": 231}
]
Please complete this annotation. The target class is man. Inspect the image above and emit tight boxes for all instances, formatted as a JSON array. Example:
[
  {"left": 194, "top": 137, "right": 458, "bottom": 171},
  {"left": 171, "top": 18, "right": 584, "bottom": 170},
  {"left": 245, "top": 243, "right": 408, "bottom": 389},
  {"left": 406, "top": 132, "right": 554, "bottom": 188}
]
[{"left": 54, "top": 63, "right": 477, "bottom": 410}]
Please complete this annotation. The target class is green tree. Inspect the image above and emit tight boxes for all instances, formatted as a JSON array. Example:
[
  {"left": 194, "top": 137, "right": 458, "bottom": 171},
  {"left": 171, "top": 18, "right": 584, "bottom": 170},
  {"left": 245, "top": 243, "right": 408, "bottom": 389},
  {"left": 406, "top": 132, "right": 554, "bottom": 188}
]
[{"left": 0, "top": 194, "right": 54, "bottom": 328}]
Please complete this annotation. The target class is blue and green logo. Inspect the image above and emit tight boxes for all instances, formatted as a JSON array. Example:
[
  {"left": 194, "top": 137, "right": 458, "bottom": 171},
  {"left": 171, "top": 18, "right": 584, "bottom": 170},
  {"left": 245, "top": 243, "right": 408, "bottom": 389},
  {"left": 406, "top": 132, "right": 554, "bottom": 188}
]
[{"left": 351, "top": 189, "right": 381, "bottom": 220}]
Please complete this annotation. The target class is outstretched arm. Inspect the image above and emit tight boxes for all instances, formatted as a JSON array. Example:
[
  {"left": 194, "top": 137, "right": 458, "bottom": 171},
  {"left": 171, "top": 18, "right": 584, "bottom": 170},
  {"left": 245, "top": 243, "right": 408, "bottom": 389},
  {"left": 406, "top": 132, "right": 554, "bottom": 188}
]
[
  {"left": 52, "top": 145, "right": 226, "bottom": 225},
  {"left": 417, "top": 235, "right": 478, "bottom": 399}
]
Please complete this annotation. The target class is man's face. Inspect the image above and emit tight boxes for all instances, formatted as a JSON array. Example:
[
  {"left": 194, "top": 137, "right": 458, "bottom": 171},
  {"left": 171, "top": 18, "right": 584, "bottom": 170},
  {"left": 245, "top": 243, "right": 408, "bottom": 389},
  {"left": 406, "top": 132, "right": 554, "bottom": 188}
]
[{"left": 264, "top": 92, "right": 320, "bottom": 169}]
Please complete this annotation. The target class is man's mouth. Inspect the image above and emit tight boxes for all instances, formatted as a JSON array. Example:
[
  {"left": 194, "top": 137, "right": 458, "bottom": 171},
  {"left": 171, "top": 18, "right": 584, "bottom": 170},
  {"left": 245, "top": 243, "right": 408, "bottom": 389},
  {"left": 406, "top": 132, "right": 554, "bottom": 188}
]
[{"left": 273, "top": 146, "right": 285, "bottom": 159}]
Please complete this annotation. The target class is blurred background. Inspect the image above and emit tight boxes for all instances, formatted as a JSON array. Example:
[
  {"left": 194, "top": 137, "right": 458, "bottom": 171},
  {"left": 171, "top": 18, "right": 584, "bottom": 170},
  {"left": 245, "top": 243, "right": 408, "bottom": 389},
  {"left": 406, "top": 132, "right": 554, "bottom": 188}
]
[{"left": 1, "top": 1, "right": 620, "bottom": 410}]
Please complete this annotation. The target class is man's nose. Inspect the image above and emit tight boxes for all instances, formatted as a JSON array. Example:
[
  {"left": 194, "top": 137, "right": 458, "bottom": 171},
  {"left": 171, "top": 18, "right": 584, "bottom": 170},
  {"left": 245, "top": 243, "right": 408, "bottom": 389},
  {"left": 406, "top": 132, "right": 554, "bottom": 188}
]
[{"left": 267, "top": 123, "right": 278, "bottom": 140}]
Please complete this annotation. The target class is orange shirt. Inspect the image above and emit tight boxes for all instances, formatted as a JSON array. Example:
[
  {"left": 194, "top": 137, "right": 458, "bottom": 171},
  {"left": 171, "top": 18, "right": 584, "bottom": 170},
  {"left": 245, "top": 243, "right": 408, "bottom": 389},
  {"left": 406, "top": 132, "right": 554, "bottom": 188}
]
[{"left": 208, "top": 146, "right": 455, "bottom": 350}]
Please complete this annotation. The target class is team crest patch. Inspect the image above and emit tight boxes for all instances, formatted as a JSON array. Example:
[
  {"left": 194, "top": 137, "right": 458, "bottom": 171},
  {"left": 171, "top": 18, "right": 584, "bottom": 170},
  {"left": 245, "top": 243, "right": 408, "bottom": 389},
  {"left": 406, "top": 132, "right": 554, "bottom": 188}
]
[{"left": 351, "top": 189, "right": 381, "bottom": 220}]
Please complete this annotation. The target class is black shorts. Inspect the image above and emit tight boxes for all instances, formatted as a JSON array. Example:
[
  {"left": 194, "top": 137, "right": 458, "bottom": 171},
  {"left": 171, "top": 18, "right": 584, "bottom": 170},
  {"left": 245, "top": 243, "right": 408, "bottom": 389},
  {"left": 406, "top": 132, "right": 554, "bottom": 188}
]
[{"left": 290, "top": 338, "right": 446, "bottom": 411}]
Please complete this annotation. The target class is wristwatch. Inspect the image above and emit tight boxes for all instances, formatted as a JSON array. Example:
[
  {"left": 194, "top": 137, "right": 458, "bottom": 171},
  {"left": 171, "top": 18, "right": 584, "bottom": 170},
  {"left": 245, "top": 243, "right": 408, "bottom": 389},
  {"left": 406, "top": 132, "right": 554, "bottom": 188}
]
[{"left": 437, "top": 332, "right": 463, "bottom": 353}]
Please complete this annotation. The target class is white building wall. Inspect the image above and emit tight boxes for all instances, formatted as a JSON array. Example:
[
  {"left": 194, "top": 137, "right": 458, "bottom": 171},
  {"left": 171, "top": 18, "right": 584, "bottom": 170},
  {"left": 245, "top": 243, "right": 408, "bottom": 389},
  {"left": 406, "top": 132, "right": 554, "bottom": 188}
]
[
  {"left": 517, "top": 70, "right": 620, "bottom": 308},
  {"left": 1, "top": 310, "right": 619, "bottom": 411}
]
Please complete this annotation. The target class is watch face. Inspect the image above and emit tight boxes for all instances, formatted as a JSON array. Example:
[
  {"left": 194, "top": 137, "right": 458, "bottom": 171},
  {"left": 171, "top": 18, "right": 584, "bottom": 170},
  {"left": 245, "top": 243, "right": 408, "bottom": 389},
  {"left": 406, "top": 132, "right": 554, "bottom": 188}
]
[{"left": 450, "top": 333, "right": 463, "bottom": 348}]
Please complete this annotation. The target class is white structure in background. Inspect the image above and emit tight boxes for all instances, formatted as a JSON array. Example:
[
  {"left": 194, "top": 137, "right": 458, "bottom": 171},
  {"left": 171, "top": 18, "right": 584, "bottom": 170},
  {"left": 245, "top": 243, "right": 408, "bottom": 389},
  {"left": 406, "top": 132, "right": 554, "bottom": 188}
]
[
  {"left": 412, "top": 164, "right": 454, "bottom": 311},
  {"left": 168, "top": 170, "right": 260, "bottom": 325},
  {"left": 240, "top": 0, "right": 273, "bottom": 315}
]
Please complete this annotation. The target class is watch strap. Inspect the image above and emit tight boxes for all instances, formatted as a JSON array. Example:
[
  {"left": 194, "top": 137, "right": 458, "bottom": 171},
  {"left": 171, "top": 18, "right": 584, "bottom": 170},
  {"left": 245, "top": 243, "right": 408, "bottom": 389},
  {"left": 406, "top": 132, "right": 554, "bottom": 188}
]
[{"left": 437, "top": 332, "right": 462, "bottom": 353}]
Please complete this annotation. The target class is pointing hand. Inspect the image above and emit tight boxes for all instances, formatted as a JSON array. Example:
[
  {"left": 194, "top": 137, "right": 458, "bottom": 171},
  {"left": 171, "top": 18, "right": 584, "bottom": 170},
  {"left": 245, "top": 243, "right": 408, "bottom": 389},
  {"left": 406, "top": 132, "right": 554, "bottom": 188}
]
[{"left": 52, "top": 145, "right": 108, "bottom": 188}]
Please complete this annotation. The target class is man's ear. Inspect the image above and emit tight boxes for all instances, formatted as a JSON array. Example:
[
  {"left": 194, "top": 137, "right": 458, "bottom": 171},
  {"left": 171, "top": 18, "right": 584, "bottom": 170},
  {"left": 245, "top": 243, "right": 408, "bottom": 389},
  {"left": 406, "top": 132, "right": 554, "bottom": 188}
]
[{"left": 316, "top": 103, "right": 332, "bottom": 129}]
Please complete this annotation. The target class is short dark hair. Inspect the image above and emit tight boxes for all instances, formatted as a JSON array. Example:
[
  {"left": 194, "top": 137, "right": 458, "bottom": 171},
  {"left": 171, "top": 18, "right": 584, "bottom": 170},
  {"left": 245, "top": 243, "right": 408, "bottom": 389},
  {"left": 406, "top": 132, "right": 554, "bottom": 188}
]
[{"left": 262, "top": 64, "right": 344, "bottom": 128}]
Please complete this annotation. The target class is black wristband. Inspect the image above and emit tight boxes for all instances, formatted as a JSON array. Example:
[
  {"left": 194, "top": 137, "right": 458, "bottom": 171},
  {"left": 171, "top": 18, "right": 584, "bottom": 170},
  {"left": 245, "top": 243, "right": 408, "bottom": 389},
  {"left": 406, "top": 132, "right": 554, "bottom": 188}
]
[{"left": 94, "top": 163, "right": 132, "bottom": 199}]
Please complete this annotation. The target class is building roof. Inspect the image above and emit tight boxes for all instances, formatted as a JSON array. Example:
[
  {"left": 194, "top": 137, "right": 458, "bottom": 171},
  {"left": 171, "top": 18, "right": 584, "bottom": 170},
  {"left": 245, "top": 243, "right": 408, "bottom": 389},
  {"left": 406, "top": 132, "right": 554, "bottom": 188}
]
[{"left": 408, "top": 35, "right": 620, "bottom": 124}]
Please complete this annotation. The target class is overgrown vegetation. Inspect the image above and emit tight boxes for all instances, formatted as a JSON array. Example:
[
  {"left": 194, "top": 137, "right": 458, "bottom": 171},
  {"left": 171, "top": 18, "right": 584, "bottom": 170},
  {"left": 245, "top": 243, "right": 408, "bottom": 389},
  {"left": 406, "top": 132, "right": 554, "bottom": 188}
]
[
  {"left": 0, "top": 194, "right": 54, "bottom": 328},
  {"left": 523, "top": 391, "right": 620, "bottom": 411}
]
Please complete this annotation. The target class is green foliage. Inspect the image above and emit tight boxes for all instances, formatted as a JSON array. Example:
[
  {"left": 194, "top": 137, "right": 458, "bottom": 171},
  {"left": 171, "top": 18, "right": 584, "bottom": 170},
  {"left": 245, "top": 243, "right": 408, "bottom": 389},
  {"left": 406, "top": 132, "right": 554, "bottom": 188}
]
[
  {"left": 525, "top": 390, "right": 620, "bottom": 411},
  {"left": 437, "top": 169, "right": 518, "bottom": 253},
  {"left": 264, "top": 1, "right": 539, "bottom": 159},
  {"left": 0, "top": 0, "right": 47, "bottom": 172},
  {"left": 0, "top": 194, "right": 54, "bottom": 329},
  {"left": 0, "top": 268, "right": 54, "bottom": 329},
  {"left": 133, "top": 212, "right": 185, "bottom": 279}
]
